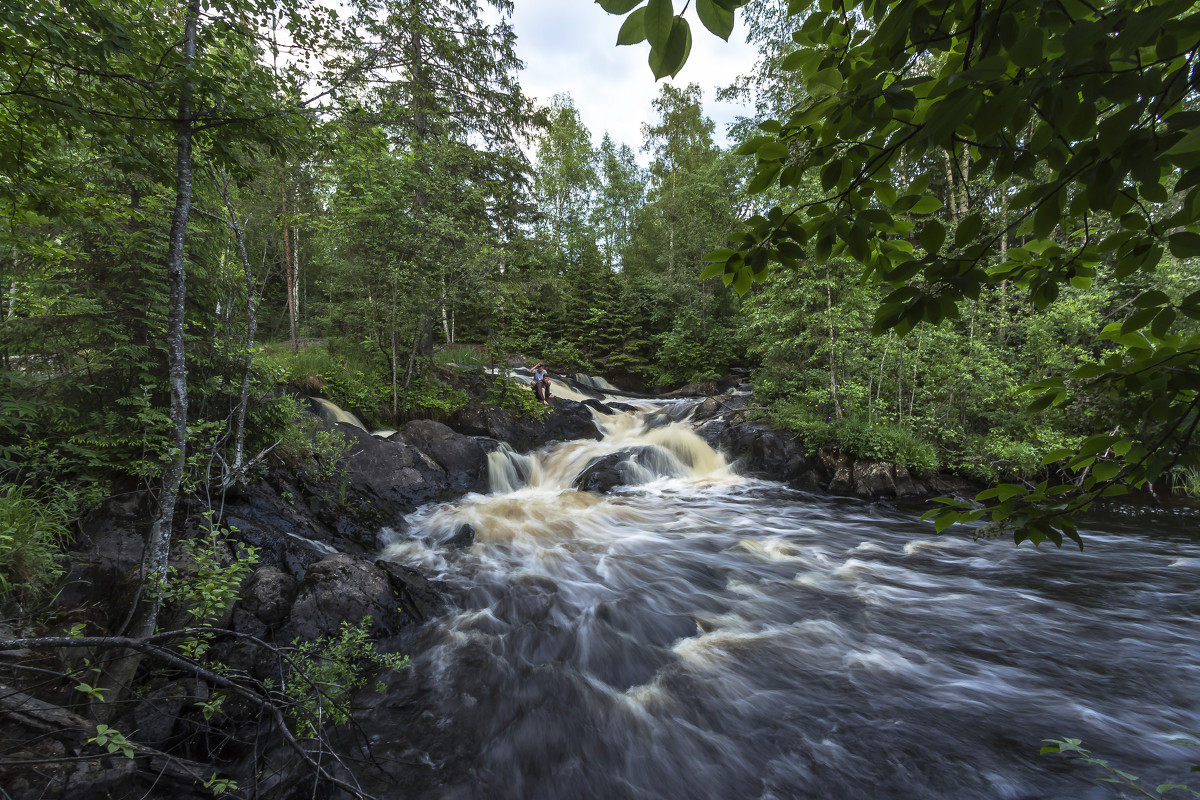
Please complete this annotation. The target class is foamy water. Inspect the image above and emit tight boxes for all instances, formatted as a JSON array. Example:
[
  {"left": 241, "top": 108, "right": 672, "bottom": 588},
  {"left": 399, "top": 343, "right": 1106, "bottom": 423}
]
[{"left": 362, "top": 405, "right": 1200, "bottom": 800}]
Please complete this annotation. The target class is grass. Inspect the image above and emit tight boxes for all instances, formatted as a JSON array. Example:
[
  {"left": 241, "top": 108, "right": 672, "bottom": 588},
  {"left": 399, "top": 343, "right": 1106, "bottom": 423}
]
[{"left": 434, "top": 344, "right": 489, "bottom": 368}]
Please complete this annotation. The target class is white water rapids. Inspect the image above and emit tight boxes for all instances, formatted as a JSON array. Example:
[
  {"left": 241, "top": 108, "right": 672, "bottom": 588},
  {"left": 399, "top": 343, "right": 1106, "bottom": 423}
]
[{"left": 356, "top": 401, "right": 1200, "bottom": 800}]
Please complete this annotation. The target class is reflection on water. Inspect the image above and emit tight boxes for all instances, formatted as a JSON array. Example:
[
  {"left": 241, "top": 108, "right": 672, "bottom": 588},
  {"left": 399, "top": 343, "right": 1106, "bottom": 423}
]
[{"left": 366, "top": 406, "right": 1200, "bottom": 800}]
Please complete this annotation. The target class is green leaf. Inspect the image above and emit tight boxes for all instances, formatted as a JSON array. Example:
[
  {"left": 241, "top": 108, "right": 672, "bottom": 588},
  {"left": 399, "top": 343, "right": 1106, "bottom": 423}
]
[
  {"left": 616, "top": 7, "right": 647, "bottom": 44},
  {"left": 1041, "top": 448, "right": 1073, "bottom": 465},
  {"left": 908, "top": 196, "right": 943, "bottom": 214},
  {"left": 696, "top": 0, "right": 734, "bottom": 40},
  {"left": 732, "top": 267, "right": 752, "bottom": 295},
  {"left": 1132, "top": 289, "right": 1170, "bottom": 308},
  {"left": 954, "top": 213, "right": 982, "bottom": 248},
  {"left": 648, "top": 17, "right": 690, "bottom": 79},
  {"left": 644, "top": 0, "right": 673, "bottom": 51},
  {"left": 757, "top": 141, "right": 790, "bottom": 161},
  {"left": 699, "top": 262, "right": 725, "bottom": 279},
  {"left": 1169, "top": 231, "right": 1200, "bottom": 258},
  {"left": 1010, "top": 28, "right": 1043, "bottom": 68},
  {"left": 919, "top": 220, "right": 945, "bottom": 253},
  {"left": 1151, "top": 307, "right": 1177, "bottom": 339},
  {"left": 596, "top": 0, "right": 644, "bottom": 13},
  {"left": 702, "top": 248, "right": 737, "bottom": 262},
  {"left": 808, "top": 67, "right": 843, "bottom": 99}
]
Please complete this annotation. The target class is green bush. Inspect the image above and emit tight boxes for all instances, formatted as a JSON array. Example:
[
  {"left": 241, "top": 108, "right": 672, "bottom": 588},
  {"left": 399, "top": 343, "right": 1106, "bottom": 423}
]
[
  {"left": 485, "top": 375, "right": 551, "bottom": 420},
  {"left": 772, "top": 400, "right": 835, "bottom": 453},
  {"left": 0, "top": 483, "right": 73, "bottom": 610},
  {"left": 408, "top": 377, "right": 469, "bottom": 416},
  {"left": 834, "top": 417, "right": 940, "bottom": 475},
  {"left": 285, "top": 617, "right": 409, "bottom": 739},
  {"left": 771, "top": 402, "right": 940, "bottom": 474},
  {"left": 266, "top": 343, "right": 386, "bottom": 424}
]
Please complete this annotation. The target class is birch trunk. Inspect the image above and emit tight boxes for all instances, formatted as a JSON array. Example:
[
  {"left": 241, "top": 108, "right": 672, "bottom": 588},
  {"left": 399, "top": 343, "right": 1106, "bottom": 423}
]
[{"left": 139, "top": 0, "right": 200, "bottom": 639}]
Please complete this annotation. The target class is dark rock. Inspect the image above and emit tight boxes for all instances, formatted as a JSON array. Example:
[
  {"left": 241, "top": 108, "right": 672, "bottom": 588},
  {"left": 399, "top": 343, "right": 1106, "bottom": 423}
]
[
  {"left": 582, "top": 398, "right": 614, "bottom": 414},
  {"left": 541, "top": 399, "right": 605, "bottom": 444},
  {"left": 338, "top": 420, "right": 488, "bottom": 518},
  {"left": 695, "top": 418, "right": 728, "bottom": 449},
  {"left": 237, "top": 566, "right": 298, "bottom": 629},
  {"left": 607, "top": 402, "right": 638, "bottom": 413},
  {"left": 665, "top": 381, "right": 718, "bottom": 398},
  {"left": 445, "top": 523, "right": 476, "bottom": 549},
  {"left": 691, "top": 393, "right": 750, "bottom": 423},
  {"left": 220, "top": 481, "right": 341, "bottom": 578},
  {"left": 893, "top": 465, "right": 929, "bottom": 497},
  {"left": 818, "top": 444, "right": 851, "bottom": 477},
  {"left": 719, "top": 422, "right": 810, "bottom": 482},
  {"left": 132, "top": 680, "right": 190, "bottom": 749},
  {"left": 450, "top": 400, "right": 600, "bottom": 452},
  {"left": 375, "top": 559, "right": 447, "bottom": 624},
  {"left": 828, "top": 464, "right": 855, "bottom": 495},
  {"left": 574, "top": 447, "right": 678, "bottom": 493},
  {"left": 792, "top": 469, "right": 827, "bottom": 493},
  {"left": 716, "top": 374, "right": 741, "bottom": 393},
  {"left": 396, "top": 419, "right": 490, "bottom": 497},
  {"left": 851, "top": 461, "right": 898, "bottom": 498},
  {"left": 925, "top": 474, "right": 980, "bottom": 502},
  {"left": 282, "top": 554, "right": 401, "bottom": 641},
  {"left": 841, "top": 461, "right": 936, "bottom": 500},
  {"left": 55, "top": 495, "right": 152, "bottom": 628},
  {"left": 574, "top": 452, "right": 638, "bottom": 493}
]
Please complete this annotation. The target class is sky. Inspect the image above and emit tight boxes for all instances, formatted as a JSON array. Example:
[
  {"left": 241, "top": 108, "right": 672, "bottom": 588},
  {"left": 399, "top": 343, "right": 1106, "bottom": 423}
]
[{"left": 507, "top": 1, "right": 760, "bottom": 162}]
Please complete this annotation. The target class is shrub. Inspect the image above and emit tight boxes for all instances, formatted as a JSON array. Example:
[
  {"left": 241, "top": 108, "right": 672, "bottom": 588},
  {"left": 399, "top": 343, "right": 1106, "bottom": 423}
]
[
  {"left": 408, "top": 377, "right": 469, "bottom": 417},
  {"left": 0, "top": 483, "right": 73, "bottom": 610},
  {"left": 285, "top": 617, "right": 409, "bottom": 739},
  {"left": 834, "top": 417, "right": 940, "bottom": 475},
  {"left": 485, "top": 375, "right": 551, "bottom": 420}
]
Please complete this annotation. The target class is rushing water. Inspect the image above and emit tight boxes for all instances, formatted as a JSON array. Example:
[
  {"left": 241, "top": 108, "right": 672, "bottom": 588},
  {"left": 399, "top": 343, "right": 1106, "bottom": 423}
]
[{"left": 361, "top": 402, "right": 1200, "bottom": 800}]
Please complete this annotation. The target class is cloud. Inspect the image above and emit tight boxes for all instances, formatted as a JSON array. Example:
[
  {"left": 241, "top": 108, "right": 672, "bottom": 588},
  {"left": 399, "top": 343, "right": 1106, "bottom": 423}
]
[{"left": 510, "top": 1, "right": 758, "bottom": 162}]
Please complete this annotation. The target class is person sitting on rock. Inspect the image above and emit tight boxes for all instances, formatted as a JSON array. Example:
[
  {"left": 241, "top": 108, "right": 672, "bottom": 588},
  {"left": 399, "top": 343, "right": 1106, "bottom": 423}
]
[{"left": 531, "top": 362, "right": 551, "bottom": 405}]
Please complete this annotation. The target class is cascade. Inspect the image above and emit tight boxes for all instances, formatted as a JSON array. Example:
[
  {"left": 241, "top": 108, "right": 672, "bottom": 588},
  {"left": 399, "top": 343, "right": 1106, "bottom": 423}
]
[{"left": 362, "top": 400, "right": 1200, "bottom": 800}]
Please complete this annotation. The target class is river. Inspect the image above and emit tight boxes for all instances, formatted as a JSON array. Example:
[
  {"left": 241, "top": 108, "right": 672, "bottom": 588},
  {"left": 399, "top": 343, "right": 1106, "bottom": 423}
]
[{"left": 359, "top": 400, "right": 1200, "bottom": 800}]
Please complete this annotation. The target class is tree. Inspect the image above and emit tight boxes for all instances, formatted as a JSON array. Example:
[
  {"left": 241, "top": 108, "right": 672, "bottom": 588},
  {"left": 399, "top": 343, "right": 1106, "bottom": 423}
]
[
  {"left": 593, "top": 133, "right": 645, "bottom": 270},
  {"left": 601, "top": 0, "right": 1200, "bottom": 546},
  {"left": 625, "top": 82, "right": 744, "bottom": 384},
  {"left": 533, "top": 95, "right": 599, "bottom": 266},
  {"left": 0, "top": 0, "right": 338, "bottom": 638}
]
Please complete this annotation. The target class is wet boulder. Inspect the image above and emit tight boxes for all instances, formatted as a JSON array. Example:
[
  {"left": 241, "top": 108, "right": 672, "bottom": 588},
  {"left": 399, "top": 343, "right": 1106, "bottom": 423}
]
[
  {"left": 574, "top": 447, "right": 672, "bottom": 493},
  {"left": 234, "top": 566, "right": 298, "bottom": 633},
  {"left": 341, "top": 422, "right": 475, "bottom": 512},
  {"left": 282, "top": 554, "right": 402, "bottom": 641},
  {"left": 396, "top": 419, "right": 490, "bottom": 497},
  {"left": 691, "top": 393, "right": 750, "bottom": 424},
  {"left": 450, "top": 400, "right": 601, "bottom": 452},
  {"left": 541, "top": 399, "right": 605, "bottom": 444},
  {"left": 375, "top": 559, "right": 447, "bottom": 624},
  {"left": 719, "top": 422, "right": 810, "bottom": 482}
]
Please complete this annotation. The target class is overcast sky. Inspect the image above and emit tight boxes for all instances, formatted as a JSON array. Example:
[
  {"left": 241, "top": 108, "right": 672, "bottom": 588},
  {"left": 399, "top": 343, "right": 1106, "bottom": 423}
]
[{"left": 507, "top": 1, "right": 760, "bottom": 161}]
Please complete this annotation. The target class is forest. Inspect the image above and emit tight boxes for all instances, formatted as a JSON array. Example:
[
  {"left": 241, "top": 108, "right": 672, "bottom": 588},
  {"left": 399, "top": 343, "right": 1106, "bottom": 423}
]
[
  {"left": 1, "top": 0, "right": 1199, "bottom": 794},
  {"left": 3, "top": 0, "right": 1197, "bottom": 557}
]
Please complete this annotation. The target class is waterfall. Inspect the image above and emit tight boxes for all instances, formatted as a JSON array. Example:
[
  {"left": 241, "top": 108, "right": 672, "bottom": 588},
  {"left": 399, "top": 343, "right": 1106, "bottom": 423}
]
[{"left": 484, "top": 405, "right": 737, "bottom": 495}]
